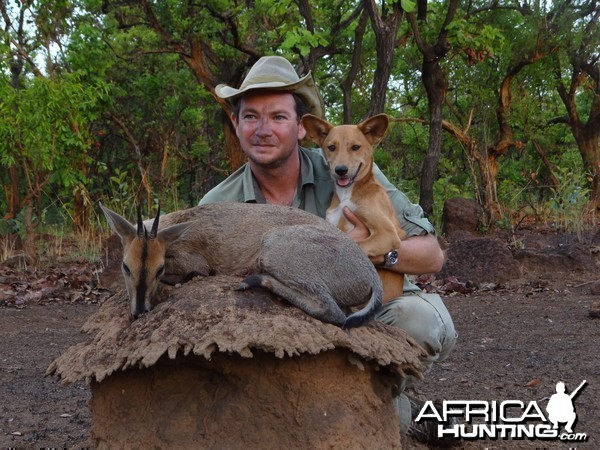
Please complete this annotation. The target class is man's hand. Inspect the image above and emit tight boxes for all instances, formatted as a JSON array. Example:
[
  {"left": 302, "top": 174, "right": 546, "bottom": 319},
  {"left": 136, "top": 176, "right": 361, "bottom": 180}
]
[
  {"left": 342, "top": 207, "right": 445, "bottom": 274},
  {"left": 343, "top": 207, "right": 369, "bottom": 241},
  {"left": 342, "top": 207, "right": 386, "bottom": 265}
]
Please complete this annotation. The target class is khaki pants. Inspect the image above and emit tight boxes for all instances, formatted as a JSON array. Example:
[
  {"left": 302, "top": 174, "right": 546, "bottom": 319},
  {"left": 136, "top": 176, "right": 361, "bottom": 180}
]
[{"left": 375, "top": 292, "right": 458, "bottom": 432}]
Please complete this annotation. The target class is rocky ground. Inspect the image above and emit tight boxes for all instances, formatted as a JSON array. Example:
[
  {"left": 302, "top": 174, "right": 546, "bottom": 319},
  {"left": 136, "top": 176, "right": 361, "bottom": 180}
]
[{"left": 0, "top": 222, "right": 599, "bottom": 449}]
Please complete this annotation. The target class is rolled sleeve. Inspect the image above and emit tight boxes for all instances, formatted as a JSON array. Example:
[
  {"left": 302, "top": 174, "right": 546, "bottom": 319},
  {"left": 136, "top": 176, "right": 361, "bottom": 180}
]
[{"left": 374, "top": 165, "right": 435, "bottom": 237}]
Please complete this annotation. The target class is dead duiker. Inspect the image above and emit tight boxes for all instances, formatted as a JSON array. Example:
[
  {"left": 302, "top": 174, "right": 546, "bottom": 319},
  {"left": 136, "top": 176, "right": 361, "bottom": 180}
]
[{"left": 100, "top": 202, "right": 382, "bottom": 329}]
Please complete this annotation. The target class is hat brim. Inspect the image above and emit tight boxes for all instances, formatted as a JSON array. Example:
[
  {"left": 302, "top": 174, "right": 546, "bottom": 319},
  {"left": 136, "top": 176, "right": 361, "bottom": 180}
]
[
  {"left": 215, "top": 72, "right": 324, "bottom": 118},
  {"left": 215, "top": 72, "right": 310, "bottom": 99}
]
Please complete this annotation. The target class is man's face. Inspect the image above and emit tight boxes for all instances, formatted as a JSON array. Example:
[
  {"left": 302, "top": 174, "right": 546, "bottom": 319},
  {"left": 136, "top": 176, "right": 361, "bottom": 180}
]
[{"left": 232, "top": 91, "right": 307, "bottom": 169}]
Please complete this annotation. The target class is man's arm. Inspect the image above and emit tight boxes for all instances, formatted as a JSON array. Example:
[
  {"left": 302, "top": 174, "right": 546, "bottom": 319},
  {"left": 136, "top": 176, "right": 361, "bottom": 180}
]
[{"left": 343, "top": 207, "right": 444, "bottom": 275}]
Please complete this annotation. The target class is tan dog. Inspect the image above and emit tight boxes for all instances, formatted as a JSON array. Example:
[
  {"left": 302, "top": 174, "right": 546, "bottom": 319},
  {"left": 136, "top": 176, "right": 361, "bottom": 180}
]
[{"left": 302, "top": 113, "right": 406, "bottom": 302}]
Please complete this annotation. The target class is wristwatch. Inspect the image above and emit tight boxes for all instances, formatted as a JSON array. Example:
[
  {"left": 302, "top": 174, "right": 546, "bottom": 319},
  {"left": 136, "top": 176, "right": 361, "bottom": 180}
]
[{"left": 383, "top": 249, "right": 399, "bottom": 267}]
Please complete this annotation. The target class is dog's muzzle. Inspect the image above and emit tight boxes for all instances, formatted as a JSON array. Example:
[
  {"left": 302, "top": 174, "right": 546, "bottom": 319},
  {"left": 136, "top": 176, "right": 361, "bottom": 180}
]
[{"left": 334, "top": 163, "right": 362, "bottom": 187}]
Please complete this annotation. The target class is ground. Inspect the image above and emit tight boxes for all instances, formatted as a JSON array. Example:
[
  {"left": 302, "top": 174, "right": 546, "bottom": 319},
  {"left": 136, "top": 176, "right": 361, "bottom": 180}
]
[{"left": 0, "top": 230, "right": 599, "bottom": 449}]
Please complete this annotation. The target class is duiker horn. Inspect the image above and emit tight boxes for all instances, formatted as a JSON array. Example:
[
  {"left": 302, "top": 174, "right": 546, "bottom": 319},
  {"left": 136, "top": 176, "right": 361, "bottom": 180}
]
[
  {"left": 137, "top": 207, "right": 146, "bottom": 238},
  {"left": 149, "top": 206, "right": 161, "bottom": 239}
]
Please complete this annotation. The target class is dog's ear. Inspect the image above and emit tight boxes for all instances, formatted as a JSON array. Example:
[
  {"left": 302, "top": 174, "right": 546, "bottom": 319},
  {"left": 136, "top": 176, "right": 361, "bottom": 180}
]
[
  {"left": 358, "top": 114, "right": 389, "bottom": 146},
  {"left": 301, "top": 114, "right": 333, "bottom": 147}
]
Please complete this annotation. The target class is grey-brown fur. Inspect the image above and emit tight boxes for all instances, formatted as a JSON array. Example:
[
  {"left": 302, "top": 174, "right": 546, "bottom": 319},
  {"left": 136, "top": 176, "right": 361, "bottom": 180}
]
[{"left": 100, "top": 202, "right": 382, "bottom": 329}]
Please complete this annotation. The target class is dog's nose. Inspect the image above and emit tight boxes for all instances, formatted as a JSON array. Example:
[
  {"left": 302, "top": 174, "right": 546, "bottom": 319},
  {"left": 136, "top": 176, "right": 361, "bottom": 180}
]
[{"left": 335, "top": 165, "right": 349, "bottom": 177}]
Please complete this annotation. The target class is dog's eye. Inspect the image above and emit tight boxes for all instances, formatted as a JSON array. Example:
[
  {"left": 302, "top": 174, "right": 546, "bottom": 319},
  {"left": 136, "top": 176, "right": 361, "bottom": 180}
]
[
  {"left": 156, "top": 265, "right": 165, "bottom": 279},
  {"left": 122, "top": 262, "right": 131, "bottom": 276},
  {"left": 351, "top": 144, "right": 361, "bottom": 151},
  {"left": 327, "top": 144, "right": 336, "bottom": 152}
]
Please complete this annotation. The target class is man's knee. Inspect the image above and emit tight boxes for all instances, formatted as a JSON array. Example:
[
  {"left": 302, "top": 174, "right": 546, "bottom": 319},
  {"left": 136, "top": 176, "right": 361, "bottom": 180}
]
[{"left": 376, "top": 293, "right": 457, "bottom": 365}]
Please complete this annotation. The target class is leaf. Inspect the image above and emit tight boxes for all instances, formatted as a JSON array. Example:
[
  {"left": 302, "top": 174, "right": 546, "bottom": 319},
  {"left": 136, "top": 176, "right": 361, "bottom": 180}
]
[
  {"left": 401, "top": 0, "right": 417, "bottom": 13},
  {"left": 525, "top": 378, "right": 541, "bottom": 388}
]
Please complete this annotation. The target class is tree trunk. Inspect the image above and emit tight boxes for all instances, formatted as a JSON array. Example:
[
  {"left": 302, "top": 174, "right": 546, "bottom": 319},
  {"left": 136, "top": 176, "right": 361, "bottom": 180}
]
[
  {"left": 341, "top": 9, "right": 368, "bottom": 123},
  {"left": 139, "top": 1, "right": 246, "bottom": 172},
  {"left": 419, "top": 60, "right": 447, "bottom": 216},
  {"left": 579, "top": 136, "right": 600, "bottom": 210},
  {"left": 21, "top": 203, "right": 38, "bottom": 265},
  {"left": 407, "top": 0, "right": 457, "bottom": 216},
  {"left": 482, "top": 150, "right": 502, "bottom": 221},
  {"left": 5, "top": 166, "right": 21, "bottom": 219},
  {"left": 532, "top": 141, "right": 560, "bottom": 191},
  {"left": 481, "top": 52, "right": 543, "bottom": 221},
  {"left": 556, "top": 60, "right": 600, "bottom": 210},
  {"left": 364, "top": 0, "right": 403, "bottom": 117}
]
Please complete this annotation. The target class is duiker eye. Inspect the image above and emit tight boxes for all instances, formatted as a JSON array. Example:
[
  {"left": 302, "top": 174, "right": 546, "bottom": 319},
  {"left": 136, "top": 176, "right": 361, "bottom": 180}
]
[
  {"left": 156, "top": 265, "right": 165, "bottom": 279},
  {"left": 122, "top": 262, "right": 131, "bottom": 276}
]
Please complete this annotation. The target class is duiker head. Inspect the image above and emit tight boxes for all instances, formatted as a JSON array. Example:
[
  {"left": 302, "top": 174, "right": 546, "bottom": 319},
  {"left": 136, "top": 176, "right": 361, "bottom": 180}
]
[
  {"left": 99, "top": 203, "right": 189, "bottom": 319},
  {"left": 302, "top": 114, "right": 389, "bottom": 188}
]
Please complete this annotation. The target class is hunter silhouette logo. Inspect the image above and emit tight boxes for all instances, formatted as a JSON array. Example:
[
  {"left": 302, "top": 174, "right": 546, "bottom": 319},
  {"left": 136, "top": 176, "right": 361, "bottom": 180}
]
[
  {"left": 546, "top": 380, "right": 587, "bottom": 434},
  {"left": 415, "top": 379, "right": 589, "bottom": 442}
]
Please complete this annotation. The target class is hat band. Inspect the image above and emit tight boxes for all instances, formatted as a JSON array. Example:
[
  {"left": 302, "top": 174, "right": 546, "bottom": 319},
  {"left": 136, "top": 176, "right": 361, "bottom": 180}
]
[{"left": 239, "top": 74, "right": 302, "bottom": 91}]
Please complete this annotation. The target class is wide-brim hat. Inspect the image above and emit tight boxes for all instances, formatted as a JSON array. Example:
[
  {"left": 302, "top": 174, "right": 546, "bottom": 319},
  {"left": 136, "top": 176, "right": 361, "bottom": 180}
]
[{"left": 215, "top": 56, "right": 324, "bottom": 118}]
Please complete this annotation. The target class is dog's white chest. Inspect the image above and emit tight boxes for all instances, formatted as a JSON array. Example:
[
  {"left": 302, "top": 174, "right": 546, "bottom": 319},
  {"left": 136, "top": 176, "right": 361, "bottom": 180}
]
[{"left": 327, "top": 186, "right": 357, "bottom": 231}]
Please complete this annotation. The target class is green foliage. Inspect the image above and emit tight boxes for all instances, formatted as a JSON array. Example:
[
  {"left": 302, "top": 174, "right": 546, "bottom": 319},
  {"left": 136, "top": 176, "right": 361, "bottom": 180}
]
[
  {"left": 1, "top": 0, "right": 598, "bottom": 256},
  {"left": 282, "top": 28, "right": 329, "bottom": 56},
  {"left": 547, "top": 167, "right": 591, "bottom": 237},
  {"left": 400, "top": 0, "right": 417, "bottom": 14},
  {"left": 106, "top": 167, "right": 138, "bottom": 209},
  {"left": 446, "top": 16, "right": 506, "bottom": 61},
  {"left": 0, "top": 72, "right": 105, "bottom": 189}
]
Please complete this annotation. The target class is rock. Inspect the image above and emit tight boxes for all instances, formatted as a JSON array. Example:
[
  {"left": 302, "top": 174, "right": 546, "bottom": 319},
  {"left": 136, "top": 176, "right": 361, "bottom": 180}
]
[
  {"left": 47, "top": 275, "right": 424, "bottom": 449},
  {"left": 590, "top": 281, "right": 600, "bottom": 296},
  {"left": 438, "top": 237, "right": 520, "bottom": 284},
  {"left": 514, "top": 243, "right": 596, "bottom": 275},
  {"left": 442, "top": 198, "right": 486, "bottom": 237}
]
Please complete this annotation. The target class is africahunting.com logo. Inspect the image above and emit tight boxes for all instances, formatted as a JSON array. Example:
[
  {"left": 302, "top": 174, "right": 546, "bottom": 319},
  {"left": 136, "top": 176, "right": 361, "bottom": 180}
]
[{"left": 415, "top": 380, "right": 588, "bottom": 442}]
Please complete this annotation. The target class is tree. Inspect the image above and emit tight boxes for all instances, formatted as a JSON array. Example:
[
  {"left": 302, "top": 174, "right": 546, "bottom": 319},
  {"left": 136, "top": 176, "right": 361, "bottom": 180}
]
[
  {"left": 0, "top": 0, "right": 105, "bottom": 260},
  {"left": 100, "top": 0, "right": 381, "bottom": 168},
  {"left": 406, "top": 0, "right": 459, "bottom": 216},
  {"left": 2, "top": 0, "right": 596, "bottom": 248},
  {"left": 551, "top": 0, "right": 600, "bottom": 209},
  {"left": 364, "top": 0, "right": 405, "bottom": 116}
]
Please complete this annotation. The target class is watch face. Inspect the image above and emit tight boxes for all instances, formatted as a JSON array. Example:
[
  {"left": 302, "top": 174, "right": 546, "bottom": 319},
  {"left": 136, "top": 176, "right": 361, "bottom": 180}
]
[{"left": 386, "top": 250, "right": 398, "bottom": 266}]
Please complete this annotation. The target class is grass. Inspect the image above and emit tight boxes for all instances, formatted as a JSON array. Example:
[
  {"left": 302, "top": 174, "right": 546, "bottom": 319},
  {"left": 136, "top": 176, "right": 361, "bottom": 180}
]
[
  {"left": 0, "top": 225, "right": 105, "bottom": 272},
  {"left": 0, "top": 235, "right": 17, "bottom": 263},
  {"left": 38, "top": 226, "right": 104, "bottom": 265}
]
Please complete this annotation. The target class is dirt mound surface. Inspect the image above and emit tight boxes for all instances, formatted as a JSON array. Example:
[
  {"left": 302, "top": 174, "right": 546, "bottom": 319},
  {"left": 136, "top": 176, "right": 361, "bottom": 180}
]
[
  {"left": 1, "top": 225, "right": 599, "bottom": 448},
  {"left": 47, "top": 275, "right": 424, "bottom": 385}
]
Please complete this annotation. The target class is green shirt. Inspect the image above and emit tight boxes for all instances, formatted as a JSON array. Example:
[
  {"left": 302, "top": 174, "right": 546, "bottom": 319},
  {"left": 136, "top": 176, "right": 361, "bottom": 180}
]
[
  {"left": 199, "top": 146, "right": 435, "bottom": 292},
  {"left": 200, "top": 146, "right": 333, "bottom": 217}
]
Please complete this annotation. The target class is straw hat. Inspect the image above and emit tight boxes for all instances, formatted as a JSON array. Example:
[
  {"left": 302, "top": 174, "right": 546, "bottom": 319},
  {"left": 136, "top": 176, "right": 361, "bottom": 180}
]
[{"left": 215, "top": 56, "right": 324, "bottom": 118}]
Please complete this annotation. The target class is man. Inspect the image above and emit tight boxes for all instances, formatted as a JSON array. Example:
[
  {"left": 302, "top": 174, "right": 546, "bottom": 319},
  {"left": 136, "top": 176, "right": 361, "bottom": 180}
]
[{"left": 200, "top": 55, "right": 457, "bottom": 443}]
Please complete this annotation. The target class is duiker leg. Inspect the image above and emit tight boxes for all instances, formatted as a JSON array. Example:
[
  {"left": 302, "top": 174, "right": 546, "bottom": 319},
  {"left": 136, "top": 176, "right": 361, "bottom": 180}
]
[
  {"left": 255, "top": 225, "right": 381, "bottom": 328},
  {"left": 237, "top": 275, "right": 347, "bottom": 326}
]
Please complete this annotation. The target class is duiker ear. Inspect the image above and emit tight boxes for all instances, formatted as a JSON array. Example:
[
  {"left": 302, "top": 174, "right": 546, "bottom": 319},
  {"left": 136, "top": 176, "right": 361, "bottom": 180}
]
[
  {"left": 99, "top": 202, "right": 136, "bottom": 243},
  {"left": 157, "top": 222, "right": 192, "bottom": 248},
  {"left": 301, "top": 114, "right": 333, "bottom": 147},
  {"left": 358, "top": 114, "right": 389, "bottom": 146}
]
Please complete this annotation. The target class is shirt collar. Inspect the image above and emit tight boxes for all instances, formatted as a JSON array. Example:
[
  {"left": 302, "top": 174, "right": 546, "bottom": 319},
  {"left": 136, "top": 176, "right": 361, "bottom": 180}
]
[
  {"left": 241, "top": 164, "right": 259, "bottom": 203},
  {"left": 240, "top": 147, "right": 316, "bottom": 204},
  {"left": 298, "top": 146, "right": 316, "bottom": 188}
]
